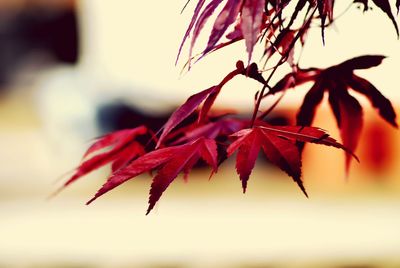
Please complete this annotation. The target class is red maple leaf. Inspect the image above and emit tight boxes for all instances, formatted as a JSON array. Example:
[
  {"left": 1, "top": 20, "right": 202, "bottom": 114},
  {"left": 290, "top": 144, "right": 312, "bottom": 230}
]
[
  {"left": 86, "top": 138, "right": 218, "bottom": 215},
  {"left": 227, "top": 124, "right": 356, "bottom": 195},
  {"left": 58, "top": 2, "right": 399, "bottom": 215},
  {"left": 61, "top": 126, "right": 148, "bottom": 189},
  {"left": 270, "top": 55, "right": 398, "bottom": 172}
]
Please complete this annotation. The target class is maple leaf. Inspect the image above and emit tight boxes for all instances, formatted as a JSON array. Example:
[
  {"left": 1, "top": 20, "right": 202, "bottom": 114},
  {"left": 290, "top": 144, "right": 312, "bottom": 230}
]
[
  {"left": 61, "top": 126, "right": 148, "bottom": 189},
  {"left": 59, "top": 1, "right": 399, "bottom": 215},
  {"left": 86, "top": 138, "right": 218, "bottom": 214},
  {"left": 271, "top": 55, "right": 398, "bottom": 172},
  {"left": 227, "top": 124, "right": 355, "bottom": 195}
]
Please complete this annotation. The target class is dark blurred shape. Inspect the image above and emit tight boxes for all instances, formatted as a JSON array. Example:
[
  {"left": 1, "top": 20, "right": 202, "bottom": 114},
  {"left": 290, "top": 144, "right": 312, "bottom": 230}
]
[
  {"left": 97, "top": 102, "right": 171, "bottom": 136},
  {"left": 0, "top": 1, "right": 78, "bottom": 87},
  {"left": 97, "top": 103, "right": 296, "bottom": 174},
  {"left": 263, "top": 112, "right": 291, "bottom": 126},
  {"left": 97, "top": 102, "right": 291, "bottom": 137},
  {"left": 361, "top": 120, "right": 395, "bottom": 176}
]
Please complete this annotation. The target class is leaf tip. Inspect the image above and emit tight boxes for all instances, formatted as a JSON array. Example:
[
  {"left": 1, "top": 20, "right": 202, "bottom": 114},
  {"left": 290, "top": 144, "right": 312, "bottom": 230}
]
[
  {"left": 86, "top": 196, "right": 97, "bottom": 205},
  {"left": 208, "top": 170, "right": 216, "bottom": 181},
  {"left": 294, "top": 176, "right": 308, "bottom": 198},
  {"left": 300, "top": 185, "right": 309, "bottom": 198},
  {"left": 145, "top": 206, "right": 153, "bottom": 215}
]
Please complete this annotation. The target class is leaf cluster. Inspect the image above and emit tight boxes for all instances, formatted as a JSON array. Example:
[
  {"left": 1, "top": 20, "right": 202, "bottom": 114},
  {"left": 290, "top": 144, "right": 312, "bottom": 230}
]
[{"left": 59, "top": 0, "right": 398, "bottom": 214}]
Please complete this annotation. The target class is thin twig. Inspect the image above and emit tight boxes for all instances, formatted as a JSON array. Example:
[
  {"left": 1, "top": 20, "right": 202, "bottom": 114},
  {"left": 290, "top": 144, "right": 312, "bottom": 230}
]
[
  {"left": 181, "top": 0, "right": 191, "bottom": 14},
  {"left": 250, "top": 7, "right": 318, "bottom": 127}
]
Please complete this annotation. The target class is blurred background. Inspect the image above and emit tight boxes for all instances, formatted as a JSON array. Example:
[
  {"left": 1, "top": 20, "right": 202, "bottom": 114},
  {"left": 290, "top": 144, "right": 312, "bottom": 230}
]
[{"left": 0, "top": 1, "right": 399, "bottom": 267}]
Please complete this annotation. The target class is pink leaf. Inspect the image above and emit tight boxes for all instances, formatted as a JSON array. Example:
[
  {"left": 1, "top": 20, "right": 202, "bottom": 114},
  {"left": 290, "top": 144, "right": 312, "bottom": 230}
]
[
  {"left": 241, "top": 0, "right": 266, "bottom": 63},
  {"left": 189, "top": 0, "right": 224, "bottom": 63},
  {"left": 203, "top": 0, "right": 242, "bottom": 55},
  {"left": 176, "top": 0, "right": 207, "bottom": 64}
]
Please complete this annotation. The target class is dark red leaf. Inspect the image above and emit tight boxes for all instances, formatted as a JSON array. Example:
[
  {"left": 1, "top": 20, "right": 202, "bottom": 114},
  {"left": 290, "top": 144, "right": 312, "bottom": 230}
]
[
  {"left": 63, "top": 126, "right": 148, "bottom": 189},
  {"left": 146, "top": 138, "right": 218, "bottom": 214},
  {"left": 348, "top": 74, "right": 398, "bottom": 128},
  {"left": 258, "top": 125, "right": 357, "bottom": 157},
  {"left": 111, "top": 142, "right": 145, "bottom": 172},
  {"left": 200, "top": 138, "right": 219, "bottom": 171},
  {"left": 183, "top": 152, "right": 202, "bottom": 182},
  {"left": 147, "top": 144, "right": 200, "bottom": 214},
  {"left": 270, "top": 68, "right": 320, "bottom": 94},
  {"left": 327, "top": 81, "right": 363, "bottom": 172},
  {"left": 198, "top": 87, "right": 221, "bottom": 124},
  {"left": 227, "top": 125, "right": 351, "bottom": 196},
  {"left": 296, "top": 80, "right": 325, "bottom": 126},
  {"left": 228, "top": 129, "right": 261, "bottom": 193},
  {"left": 83, "top": 126, "right": 147, "bottom": 159},
  {"left": 287, "top": 0, "right": 308, "bottom": 28},
  {"left": 87, "top": 146, "right": 182, "bottom": 204},
  {"left": 264, "top": 29, "right": 296, "bottom": 59},
  {"left": 337, "top": 55, "right": 386, "bottom": 71},
  {"left": 87, "top": 138, "right": 218, "bottom": 214},
  {"left": 260, "top": 131, "right": 304, "bottom": 196},
  {"left": 273, "top": 55, "right": 395, "bottom": 173},
  {"left": 336, "top": 91, "right": 363, "bottom": 173}
]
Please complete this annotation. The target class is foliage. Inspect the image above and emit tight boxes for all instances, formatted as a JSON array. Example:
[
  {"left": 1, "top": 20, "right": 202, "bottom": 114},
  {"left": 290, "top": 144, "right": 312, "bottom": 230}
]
[{"left": 60, "top": 0, "right": 398, "bottom": 214}]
